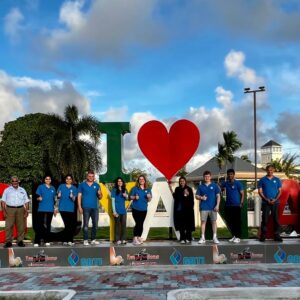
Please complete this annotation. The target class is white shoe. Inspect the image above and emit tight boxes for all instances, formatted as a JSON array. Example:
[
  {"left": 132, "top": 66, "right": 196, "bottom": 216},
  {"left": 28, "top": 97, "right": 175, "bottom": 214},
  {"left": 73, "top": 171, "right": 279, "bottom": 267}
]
[
  {"left": 137, "top": 237, "right": 143, "bottom": 244},
  {"left": 180, "top": 240, "right": 186, "bottom": 244},
  {"left": 186, "top": 240, "right": 191, "bottom": 244},
  {"left": 229, "top": 236, "right": 236, "bottom": 242},
  {"left": 45, "top": 242, "right": 51, "bottom": 247},
  {"left": 116, "top": 240, "right": 122, "bottom": 245},
  {"left": 91, "top": 239, "right": 99, "bottom": 245},
  {"left": 63, "top": 242, "right": 68, "bottom": 246},
  {"left": 83, "top": 240, "right": 89, "bottom": 246},
  {"left": 213, "top": 237, "right": 220, "bottom": 244},
  {"left": 33, "top": 243, "right": 39, "bottom": 247},
  {"left": 132, "top": 238, "right": 141, "bottom": 245},
  {"left": 233, "top": 238, "right": 240, "bottom": 243},
  {"left": 198, "top": 237, "right": 206, "bottom": 244},
  {"left": 68, "top": 242, "right": 75, "bottom": 246},
  {"left": 122, "top": 240, "right": 127, "bottom": 245}
]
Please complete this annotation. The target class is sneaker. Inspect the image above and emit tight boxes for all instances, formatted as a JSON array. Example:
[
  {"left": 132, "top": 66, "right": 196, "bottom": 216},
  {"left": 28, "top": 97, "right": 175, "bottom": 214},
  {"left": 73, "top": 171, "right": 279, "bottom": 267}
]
[
  {"left": 259, "top": 236, "right": 266, "bottom": 242},
  {"left": 274, "top": 235, "right": 283, "bottom": 242},
  {"left": 68, "top": 242, "right": 75, "bottom": 246},
  {"left": 83, "top": 240, "right": 89, "bottom": 246},
  {"left": 63, "top": 242, "right": 68, "bottom": 246},
  {"left": 137, "top": 237, "right": 143, "bottom": 244},
  {"left": 213, "top": 237, "right": 220, "bottom": 244},
  {"left": 132, "top": 238, "right": 141, "bottom": 245},
  {"left": 198, "top": 237, "right": 206, "bottom": 244},
  {"left": 33, "top": 243, "right": 39, "bottom": 247},
  {"left": 186, "top": 240, "right": 191, "bottom": 244},
  {"left": 122, "top": 240, "right": 127, "bottom": 245},
  {"left": 91, "top": 240, "right": 99, "bottom": 245},
  {"left": 45, "top": 243, "right": 51, "bottom": 247},
  {"left": 3, "top": 242, "right": 12, "bottom": 248},
  {"left": 229, "top": 236, "right": 236, "bottom": 242},
  {"left": 116, "top": 240, "right": 122, "bottom": 245},
  {"left": 17, "top": 241, "right": 25, "bottom": 247},
  {"left": 233, "top": 238, "right": 240, "bottom": 243},
  {"left": 180, "top": 240, "right": 186, "bottom": 244}
]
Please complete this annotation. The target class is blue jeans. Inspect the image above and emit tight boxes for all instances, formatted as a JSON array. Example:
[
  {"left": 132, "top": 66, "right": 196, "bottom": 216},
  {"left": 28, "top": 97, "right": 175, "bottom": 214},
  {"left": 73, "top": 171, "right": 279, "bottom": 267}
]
[{"left": 83, "top": 208, "right": 99, "bottom": 241}]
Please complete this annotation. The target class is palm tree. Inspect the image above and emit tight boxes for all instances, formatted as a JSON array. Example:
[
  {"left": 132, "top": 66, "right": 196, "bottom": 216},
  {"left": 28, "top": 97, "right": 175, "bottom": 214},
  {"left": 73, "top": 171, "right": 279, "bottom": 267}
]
[
  {"left": 43, "top": 105, "right": 102, "bottom": 182},
  {"left": 215, "top": 131, "right": 243, "bottom": 180},
  {"left": 272, "top": 153, "right": 299, "bottom": 178},
  {"left": 240, "top": 155, "right": 251, "bottom": 163}
]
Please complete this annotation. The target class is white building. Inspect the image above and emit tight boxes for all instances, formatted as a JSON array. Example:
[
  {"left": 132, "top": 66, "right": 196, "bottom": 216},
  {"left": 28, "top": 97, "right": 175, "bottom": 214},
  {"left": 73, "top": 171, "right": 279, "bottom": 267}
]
[{"left": 261, "top": 140, "right": 282, "bottom": 165}]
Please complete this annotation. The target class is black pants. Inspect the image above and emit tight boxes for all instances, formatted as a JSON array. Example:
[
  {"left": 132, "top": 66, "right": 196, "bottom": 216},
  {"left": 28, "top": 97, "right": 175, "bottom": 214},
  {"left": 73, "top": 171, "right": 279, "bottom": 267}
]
[
  {"left": 35, "top": 212, "right": 53, "bottom": 244},
  {"left": 225, "top": 206, "right": 241, "bottom": 238},
  {"left": 261, "top": 202, "right": 280, "bottom": 237},
  {"left": 132, "top": 208, "right": 147, "bottom": 237},
  {"left": 60, "top": 211, "right": 76, "bottom": 243},
  {"left": 114, "top": 214, "right": 127, "bottom": 241},
  {"left": 179, "top": 229, "right": 192, "bottom": 241}
]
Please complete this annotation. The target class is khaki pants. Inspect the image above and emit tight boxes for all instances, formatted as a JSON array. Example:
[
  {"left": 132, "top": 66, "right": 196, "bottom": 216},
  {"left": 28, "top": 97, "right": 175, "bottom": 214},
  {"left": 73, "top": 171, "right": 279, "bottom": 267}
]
[{"left": 5, "top": 207, "right": 25, "bottom": 243}]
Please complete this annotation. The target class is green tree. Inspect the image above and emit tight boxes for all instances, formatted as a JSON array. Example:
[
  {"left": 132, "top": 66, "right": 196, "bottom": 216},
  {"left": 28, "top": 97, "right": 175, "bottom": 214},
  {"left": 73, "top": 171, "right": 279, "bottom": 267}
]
[
  {"left": 0, "top": 113, "right": 51, "bottom": 192},
  {"left": 215, "top": 131, "right": 243, "bottom": 180},
  {"left": 43, "top": 105, "right": 102, "bottom": 182},
  {"left": 240, "top": 154, "right": 251, "bottom": 163},
  {"left": 272, "top": 153, "right": 299, "bottom": 178},
  {"left": 126, "top": 168, "right": 152, "bottom": 187},
  {"left": 176, "top": 166, "right": 188, "bottom": 177}
]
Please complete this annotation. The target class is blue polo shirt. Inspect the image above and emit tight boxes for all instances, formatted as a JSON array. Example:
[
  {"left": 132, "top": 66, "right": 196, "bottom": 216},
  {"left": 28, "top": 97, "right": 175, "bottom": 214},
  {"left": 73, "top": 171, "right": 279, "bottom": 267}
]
[
  {"left": 57, "top": 184, "right": 78, "bottom": 212},
  {"left": 78, "top": 181, "right": 100, "bottom": 209},
  {"left": 222, "top": 180, "right": 244, "bottom": 207},
  {"left": 258, "top": 176, "right": 282, "bottom": 202},
  {"left": 130, "top": 187, "right": 152, "bottom": 211},
  {"left": 36, "top": 184, "right": 56, "bottom": 212},
  {"left": 111, "top": 188, "right": 128, "bottom": 215},
  {"left": 196, "top": 182, "right": 220, "bottom": 211}
]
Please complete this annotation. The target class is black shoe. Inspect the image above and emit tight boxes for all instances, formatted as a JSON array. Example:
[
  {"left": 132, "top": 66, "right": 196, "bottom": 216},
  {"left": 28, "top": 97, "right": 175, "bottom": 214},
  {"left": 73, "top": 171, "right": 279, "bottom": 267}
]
[
  {"left": 259, "top": 236, "right": 266, "bottom": 242},
  {"left": 17, "top": 241, "right": 25, "bottom": 247},
  {"left": 4, "top": 242, "right": 12, "bottom": 248},
  {"left": 274, "top": 235, "right": 283, "bottom": 242}
]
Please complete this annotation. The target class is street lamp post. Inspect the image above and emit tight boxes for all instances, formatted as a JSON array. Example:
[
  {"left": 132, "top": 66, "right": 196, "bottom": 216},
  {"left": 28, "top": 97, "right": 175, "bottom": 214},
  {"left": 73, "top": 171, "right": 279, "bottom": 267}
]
[{"left": 244, "top": 86, "right": 265, "bottom": 190}]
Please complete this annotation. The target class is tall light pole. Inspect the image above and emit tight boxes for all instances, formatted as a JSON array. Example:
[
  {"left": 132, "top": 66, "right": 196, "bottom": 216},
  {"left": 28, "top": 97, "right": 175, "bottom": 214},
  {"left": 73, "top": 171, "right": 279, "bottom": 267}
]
[{"left": 244, "top": 86, "right": 265, "bottom": 189}]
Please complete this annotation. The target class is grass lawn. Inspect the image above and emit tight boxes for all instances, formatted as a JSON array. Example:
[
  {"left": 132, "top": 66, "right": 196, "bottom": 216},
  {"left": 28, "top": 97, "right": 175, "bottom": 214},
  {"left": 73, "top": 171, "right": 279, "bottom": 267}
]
[{"left": 18, "top": 226, "right": 259, "bottom": 241}]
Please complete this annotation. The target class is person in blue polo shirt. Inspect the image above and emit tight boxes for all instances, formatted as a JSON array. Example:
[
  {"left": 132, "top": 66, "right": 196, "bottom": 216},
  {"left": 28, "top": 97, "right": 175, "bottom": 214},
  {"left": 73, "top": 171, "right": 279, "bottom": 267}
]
[
  {"left": 78, "top": 170, "right": 102, "bottom": 246},
  {"left": 196, "top": 170, "right": 220, "bottom": 244},
  {"left": 111, "top": 177, "right": 128, "bottom": 245},
  {"left": 57, "top": 174, "right": 78, "bottom": 246},
  {"left": 129, "top": 175, "right": 152, "bottom": 245},
  {"left": 221, "top": 169, "right": 244, "bottom": 243},
  {"left": 258, "top": 165, "right": 282, "bottom": 242},
  {"left": 35, "top": 175, "right": 57, "bottom": 247}
]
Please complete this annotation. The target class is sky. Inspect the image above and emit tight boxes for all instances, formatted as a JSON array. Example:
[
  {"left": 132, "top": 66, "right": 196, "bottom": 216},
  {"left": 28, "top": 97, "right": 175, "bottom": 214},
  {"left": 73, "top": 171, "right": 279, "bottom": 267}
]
[{"left": 0, "top": 0, "right": 300, "bottom": 179}]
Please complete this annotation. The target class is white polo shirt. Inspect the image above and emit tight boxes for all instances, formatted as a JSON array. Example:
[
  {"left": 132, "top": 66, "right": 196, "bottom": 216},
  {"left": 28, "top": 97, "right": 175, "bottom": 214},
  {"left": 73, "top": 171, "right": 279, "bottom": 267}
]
[{"left": 1, "top": 186, "right": 30, "bottom": 207}]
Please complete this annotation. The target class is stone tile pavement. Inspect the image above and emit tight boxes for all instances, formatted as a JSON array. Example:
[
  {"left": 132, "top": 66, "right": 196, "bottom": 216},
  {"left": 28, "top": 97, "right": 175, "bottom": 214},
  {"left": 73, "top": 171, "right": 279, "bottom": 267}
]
[{"left": 1, "top": 264, "right": 300, "bottom": 299}]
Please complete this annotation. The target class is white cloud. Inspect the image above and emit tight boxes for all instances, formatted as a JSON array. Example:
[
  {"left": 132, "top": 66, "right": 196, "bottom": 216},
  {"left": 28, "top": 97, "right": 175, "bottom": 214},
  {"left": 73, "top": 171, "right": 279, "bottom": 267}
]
[
  {"left": 0, "top": 71, "right": 24, "bottom": 128},
  {"left": 4, "top": 7, "right": 24, "bottom": 43},
  {"left": 95, "top": 106, "right": 128, "bottom": 122},
  {"left": 224, "top": 50, "right": 264, "bottom": 86},
  {"left": 215, "top": 86, "right": 233, "bottom": 108},
  {"left": 43, "top": 0, "right": 165, "bottom": 62}
]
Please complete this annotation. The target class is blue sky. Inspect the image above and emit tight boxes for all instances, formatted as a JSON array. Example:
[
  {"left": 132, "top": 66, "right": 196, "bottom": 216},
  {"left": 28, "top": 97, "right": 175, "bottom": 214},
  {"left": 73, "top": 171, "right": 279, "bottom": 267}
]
[{"left": 0, "top": 0, "right": 299, "bottom": 177}]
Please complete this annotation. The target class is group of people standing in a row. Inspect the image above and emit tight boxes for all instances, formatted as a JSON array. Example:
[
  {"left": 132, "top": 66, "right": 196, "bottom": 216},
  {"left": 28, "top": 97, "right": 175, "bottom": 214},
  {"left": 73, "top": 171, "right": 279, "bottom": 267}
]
[
  {"left": 1, "top": 171, "right": 152, "bottom": 248},
  {"left": 1, "top": 164, "right": 282, "bottom": 248},
  {"left": 172, "top": 164, "right": 282, "bottom": 244}
]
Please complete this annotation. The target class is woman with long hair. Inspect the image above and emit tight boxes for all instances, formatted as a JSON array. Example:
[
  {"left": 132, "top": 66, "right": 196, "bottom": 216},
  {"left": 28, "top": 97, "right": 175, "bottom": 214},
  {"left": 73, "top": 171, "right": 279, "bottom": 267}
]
[
  {"left": 129, "top": 175, "right": 152, "bottom": 245},
  {"left": 111, "top": 177, "right": 128, "bottom": 245},
  {"left": 57, "top": 174, "right": 78, "bottom": 246},
  {"left": 35, "top": 175, "right": 56, "bottom": 247},
  {"left": 172, "top": 176, "right": 195, "bottom": 244}
]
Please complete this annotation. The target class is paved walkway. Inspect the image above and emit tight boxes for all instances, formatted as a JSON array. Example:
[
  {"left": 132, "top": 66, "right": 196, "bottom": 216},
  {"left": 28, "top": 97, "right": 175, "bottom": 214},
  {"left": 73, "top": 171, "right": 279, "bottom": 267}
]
[{"left": 1, "top": 264, "right": 300, "bottom": 299}]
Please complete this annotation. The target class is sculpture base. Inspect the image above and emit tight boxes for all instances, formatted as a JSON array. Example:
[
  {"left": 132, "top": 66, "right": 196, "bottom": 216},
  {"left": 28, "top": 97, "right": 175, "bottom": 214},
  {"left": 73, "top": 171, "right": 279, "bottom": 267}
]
[{"left": 1, "top": 239, "right": 298, "bottom": 268}]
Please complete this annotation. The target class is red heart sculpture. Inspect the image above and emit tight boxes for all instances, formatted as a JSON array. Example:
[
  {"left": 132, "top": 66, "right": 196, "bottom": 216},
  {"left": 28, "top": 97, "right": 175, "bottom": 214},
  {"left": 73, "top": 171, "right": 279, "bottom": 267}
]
[{"left": 138, "top": 120, "right": 200, "bottom": 180}]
